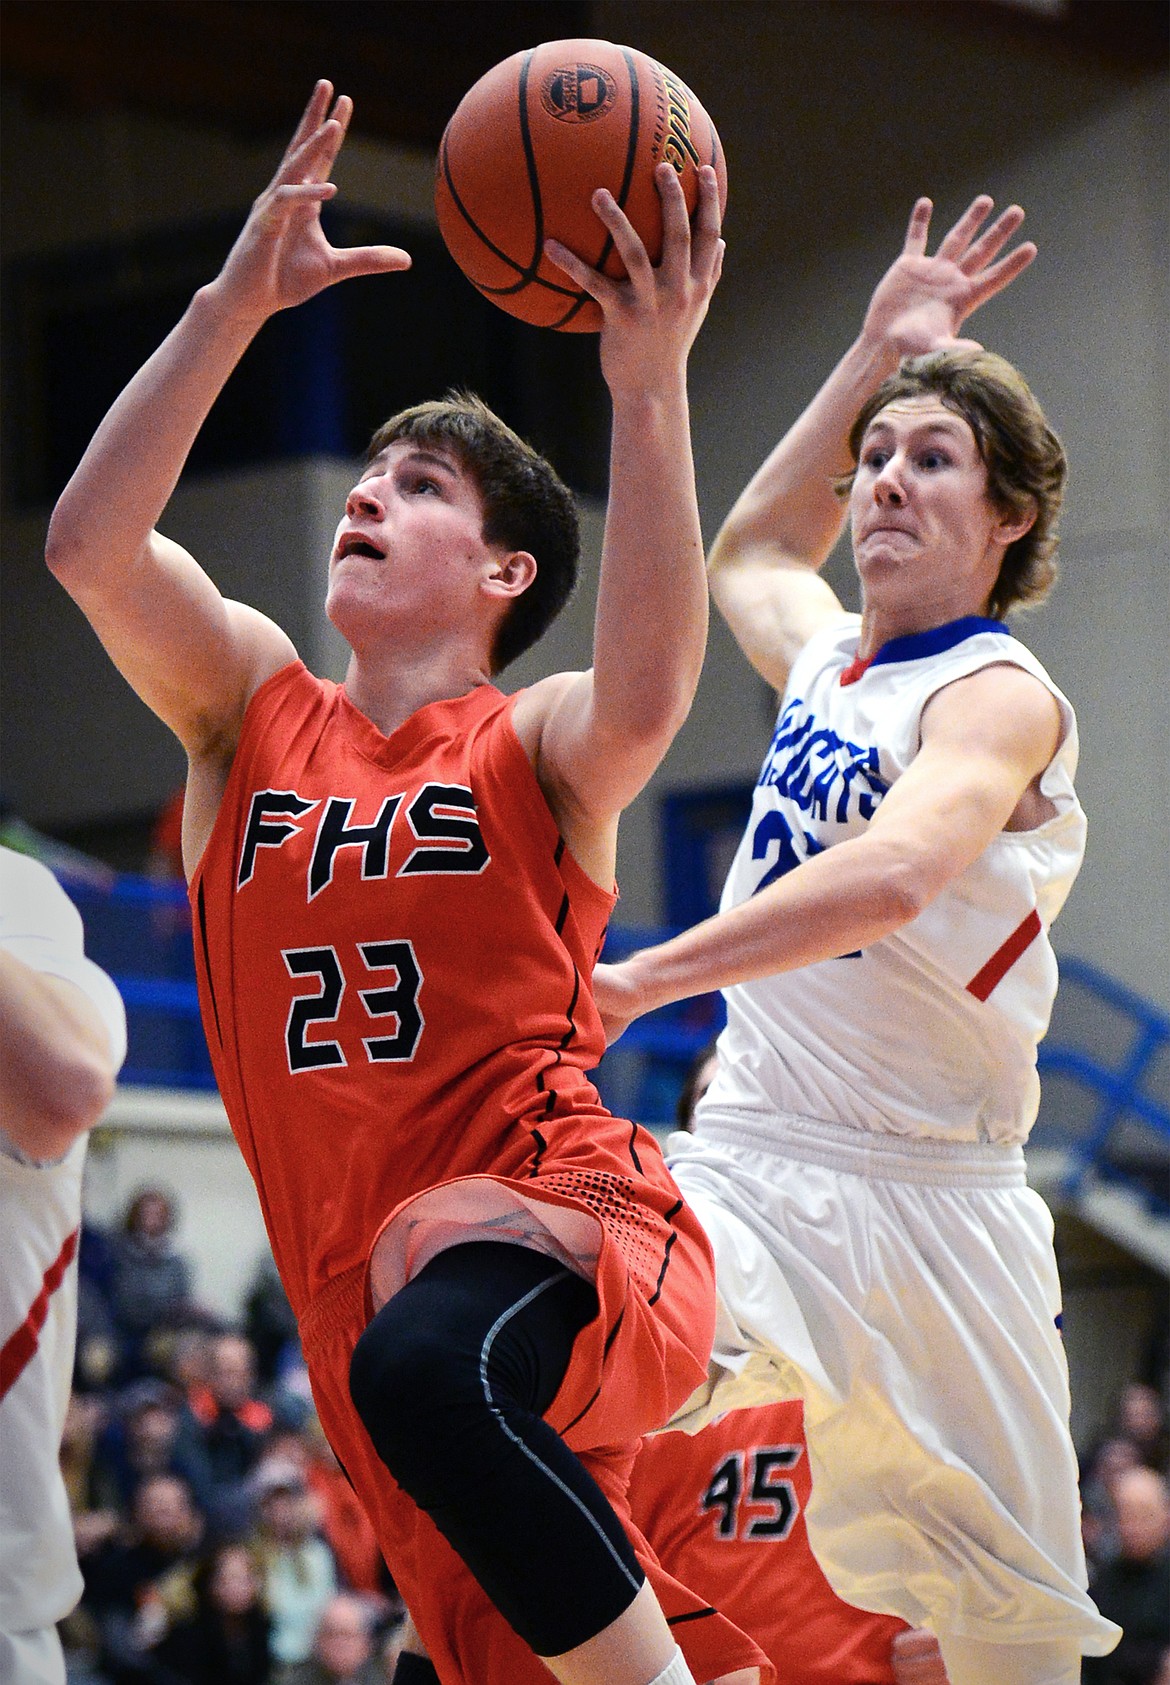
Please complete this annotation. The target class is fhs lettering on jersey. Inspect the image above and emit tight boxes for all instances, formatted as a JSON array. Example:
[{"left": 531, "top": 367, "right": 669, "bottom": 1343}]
[
  {"left": 237, "top": 783, "right": 490, "bottom": 900},
  {"left": 758, "top": 697, "right": 888, "bottom": 825}
]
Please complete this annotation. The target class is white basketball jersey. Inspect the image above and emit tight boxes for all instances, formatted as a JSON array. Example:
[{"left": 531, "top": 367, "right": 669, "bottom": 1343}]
[
  {"left": 0, "top": 847, "right": 126, "bottom": 1634},
  {"left": 698, "top": 616, "right": 1086, "bottom": 1146}
]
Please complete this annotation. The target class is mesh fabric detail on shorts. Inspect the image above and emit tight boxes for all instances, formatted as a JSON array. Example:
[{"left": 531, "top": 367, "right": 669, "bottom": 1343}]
[{"left": 539, "top": 1170, "right": 667, "bottom": 1299}]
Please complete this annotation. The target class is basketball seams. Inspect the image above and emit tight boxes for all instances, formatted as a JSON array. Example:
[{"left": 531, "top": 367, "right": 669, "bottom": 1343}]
[{"left": 515, "top": 51, "right": 546, "bottom": 277}]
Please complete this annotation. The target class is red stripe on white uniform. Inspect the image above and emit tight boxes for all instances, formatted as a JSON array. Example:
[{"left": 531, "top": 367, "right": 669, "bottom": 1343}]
[
  {"left": 0, "top": 1226, "right": 79, "bottom": 1401},
  {"left": 966, "top": 908, "right": 1042, "bottom": 1002}
]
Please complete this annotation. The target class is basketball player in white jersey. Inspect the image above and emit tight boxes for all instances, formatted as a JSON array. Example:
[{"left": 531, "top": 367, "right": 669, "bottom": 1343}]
[
  {"left": 1, "top": 846, "right": 127, "bottom": 1685},
  {"left": 594, "top": 198, "right": 1121, "bottom": 1684}
]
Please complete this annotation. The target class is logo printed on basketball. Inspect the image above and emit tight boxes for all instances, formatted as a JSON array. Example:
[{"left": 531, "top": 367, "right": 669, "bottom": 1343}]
[
  {"left": 540, "top": 62, "right": 617, "bottom": 123},
  {"left": 661, "top": 68, "right": 701, "bottom": 173}
]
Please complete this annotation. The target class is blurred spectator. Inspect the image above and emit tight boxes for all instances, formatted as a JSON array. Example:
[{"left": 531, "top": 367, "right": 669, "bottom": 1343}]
[
  {"left": 243, "top": 1254, "right": 299, "bottom": 1391},
  {"left": 183, "top": 1333, "right": 272, "bottom": 1532},
  {"left": 300, "top": 1417, "right": 387, "bottom": 1599},
  {"left": 81, "top": 1471, "right": 205, "bottom": 1684},
  {"left": 76, "top": 1204, "right": 121, "bottom": 1393},
  {"left": 1084, "top": 1436, "right": 1146, "bottom": 1572},
  {"left": 91, "top": 1378, "right": 214, "bottom": 1518},
  {"left": 283, "top": 1594, "right": 383, "bottom": 1685},
  {"left": 1083, "top": 1465, "right": 1170, "bottom": 1685},
  {"left": 166, "top": 1327, "right": 215, "bottom": 1399},
  {"left": 61, "top": 1390, "right": 109, "bottom": 1525},
  {"left": 249, "top": 1461, "right": 337, "bottom": 1671},
  {"left": 110, "top": 1188, "right": 198, "bottom": 1378},
  {"left": 149, "top": 1540, "right": 273, "bottom": 1685},
  {"left": 1116, "top": 1382, "right": 1170, "bottom": 1472},
  {"left": 254, "top": 1417, "right": 397, "bottom": 1608}
]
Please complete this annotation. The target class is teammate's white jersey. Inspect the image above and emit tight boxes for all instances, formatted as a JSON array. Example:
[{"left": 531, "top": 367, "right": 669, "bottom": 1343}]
[
  {"left": 697, "top": 614, "right": 1086, "bottom": 1146},
  {"left": 0, "top": 847, "right": 126, "bottom": 1638}
]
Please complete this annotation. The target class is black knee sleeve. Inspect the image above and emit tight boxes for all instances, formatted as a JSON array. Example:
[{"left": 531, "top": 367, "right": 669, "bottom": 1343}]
[{"left": 349, "top": 1241, "right": 645, "bottom": 1655}]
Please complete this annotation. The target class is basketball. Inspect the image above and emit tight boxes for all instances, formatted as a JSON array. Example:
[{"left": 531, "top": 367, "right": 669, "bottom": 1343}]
[{"left": 435, "top": 39, "right": 727, "bottom": 331}]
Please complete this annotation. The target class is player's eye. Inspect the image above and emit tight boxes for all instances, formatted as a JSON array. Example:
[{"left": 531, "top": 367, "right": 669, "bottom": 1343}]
[
  {"left": 919, "top": 450, "right": 952, "bottom": 470},
  {"left": 862, "top": 448, "right": 890, "bottom": 470}
]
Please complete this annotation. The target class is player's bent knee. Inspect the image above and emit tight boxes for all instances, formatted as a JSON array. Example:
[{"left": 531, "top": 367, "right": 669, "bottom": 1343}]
[{"left": 349, "top": 1304, "right": 459, "bottom": 1466}]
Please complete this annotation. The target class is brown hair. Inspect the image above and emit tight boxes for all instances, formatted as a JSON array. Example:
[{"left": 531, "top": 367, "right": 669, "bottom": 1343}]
[
  {"left": 366, "top": 393, "right": 579, "bottom": 671},
  {"left": 842, "top": 349, "right": 1067, "bottom": 617}
]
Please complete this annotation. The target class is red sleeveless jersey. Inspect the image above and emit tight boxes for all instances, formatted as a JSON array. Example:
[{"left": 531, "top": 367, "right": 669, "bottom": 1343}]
[{"left": 190, "top": 664, "right": 688, "bottom": 1320}]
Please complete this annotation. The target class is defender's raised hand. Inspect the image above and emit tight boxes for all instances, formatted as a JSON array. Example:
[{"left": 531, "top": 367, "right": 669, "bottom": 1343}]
[
  {"left": 543, "top": 162, "right": 725, "bottom": 392},
  {"left": 211, "top": 80, "right": 411, "bottom": 325},
  {"left": 861, "top": 194, "right": 1036, "bottom": 360}
]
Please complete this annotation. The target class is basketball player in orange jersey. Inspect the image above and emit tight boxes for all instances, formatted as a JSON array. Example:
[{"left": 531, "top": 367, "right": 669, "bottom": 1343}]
[{"left": 46, "top": 81, "right": 769, "bottom": 1685}]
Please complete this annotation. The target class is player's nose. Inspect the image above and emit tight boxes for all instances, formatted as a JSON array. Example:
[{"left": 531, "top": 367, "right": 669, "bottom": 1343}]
[
  {"left": 346, "top": 483, "right": 385, "bottom": 519},
  {"left": 873, "top": 457, "right": 907, "bottom": 505}
]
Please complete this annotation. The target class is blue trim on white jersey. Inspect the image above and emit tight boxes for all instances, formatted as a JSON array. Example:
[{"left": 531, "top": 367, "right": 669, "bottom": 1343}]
[{"left": 866, "top": 616, "right": 1012, "bottom": 670}]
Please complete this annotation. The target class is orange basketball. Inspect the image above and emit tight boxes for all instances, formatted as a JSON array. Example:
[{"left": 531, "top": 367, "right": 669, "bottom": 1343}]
[{"left": 435, "top": 39, "right": 727, "bottom": 331}]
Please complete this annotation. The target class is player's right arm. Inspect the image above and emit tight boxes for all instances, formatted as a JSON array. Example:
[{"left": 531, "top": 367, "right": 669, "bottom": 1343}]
[
  {"left": 46, "top": 82, "right": 409, "bottom": 762},
  {"left": 708, "top": 195, "right": 1038, "bottom": 694},
  {"left": 0, "top": 953, "right": 117, "bottom": 1159}
]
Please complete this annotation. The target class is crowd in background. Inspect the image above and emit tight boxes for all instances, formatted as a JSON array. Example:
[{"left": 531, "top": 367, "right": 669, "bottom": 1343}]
[
  {"left": 57, "top": 1174, "right": 1170, "bottom": 1685},
  {"left": 60, "top": 1184, "right": 407, "bottom": 1685}
]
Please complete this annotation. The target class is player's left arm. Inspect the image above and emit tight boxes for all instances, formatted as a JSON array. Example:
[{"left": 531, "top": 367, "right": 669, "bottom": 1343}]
[
  {"left": 513, "top": 165, "right": 724, "bottom": 858},
  {"left": 594, "top": 663, "right": 1062, "bottom": 1035}
]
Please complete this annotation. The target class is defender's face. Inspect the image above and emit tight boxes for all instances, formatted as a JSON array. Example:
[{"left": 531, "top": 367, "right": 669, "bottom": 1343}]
[
  {"left": 850, "top": 397, "right": 1012, "bottom": 615},
  {"left": 326, "top": 441, "right": 492, "bottom": 633}
]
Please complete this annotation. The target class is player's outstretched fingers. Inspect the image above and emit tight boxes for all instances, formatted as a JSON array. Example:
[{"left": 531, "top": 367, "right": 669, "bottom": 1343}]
[
  {"left": 934, "top": 194, "right": 995, "bottom": 262},
  {"left": 279, "top": 80, "right": 335, "bottom": 169},
  {"left": 960, "top": 203, "right": 1025, "bottom": 273},
  {"left": 901, "top": 196, "right": 934, "bottom": 256}
]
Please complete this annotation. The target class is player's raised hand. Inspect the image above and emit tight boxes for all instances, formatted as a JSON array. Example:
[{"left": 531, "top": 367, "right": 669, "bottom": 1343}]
[
  {"left": 861, "top": 195, "right": 1036, "bottom": 361},
  {"left": 210, "top": 80, "right": 411, "bottom": 325},
  {"left": 543, "top": 162, "right": 725, "bottom": 393}
]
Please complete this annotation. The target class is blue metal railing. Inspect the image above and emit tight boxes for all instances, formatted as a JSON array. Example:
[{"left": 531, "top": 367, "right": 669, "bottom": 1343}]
[
  {"left": 1035, "top": 956, "right": 1170, "bottom": 1207},
  {"left": 45, "top": 863, "right": 1170, "bottom": 1209}
]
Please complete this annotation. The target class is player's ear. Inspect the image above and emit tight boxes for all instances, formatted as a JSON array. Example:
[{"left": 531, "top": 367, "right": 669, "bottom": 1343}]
[
  {"left": 483, "top": 550, "right": 537, "bottom": 600},
  {"left": 994, "top": 496, "right": 1037, "bottom": 548}
]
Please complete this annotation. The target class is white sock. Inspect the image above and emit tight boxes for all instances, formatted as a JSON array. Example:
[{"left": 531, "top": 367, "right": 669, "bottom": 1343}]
[{"left": 645, "top": 1647, "right": 697, "bottom": 1685}]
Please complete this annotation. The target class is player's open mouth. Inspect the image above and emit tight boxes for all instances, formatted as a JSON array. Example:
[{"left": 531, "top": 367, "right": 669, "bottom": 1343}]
[{"left": 337, "top": 533, "right": 387, "bottom": 561}]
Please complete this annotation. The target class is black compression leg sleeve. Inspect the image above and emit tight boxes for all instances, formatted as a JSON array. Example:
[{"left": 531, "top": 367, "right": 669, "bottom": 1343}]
[{"left": 349, "top": 1241, "right": 645, "bottom": 1656}]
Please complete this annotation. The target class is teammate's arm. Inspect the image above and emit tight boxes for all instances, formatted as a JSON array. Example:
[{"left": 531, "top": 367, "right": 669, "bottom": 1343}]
[
  {"left": 594, "top": 663, "right": 1061, "bottom": 1038},
  {"left": 45, "top": 82, "right": 409, "bottom": 760},
  {"left": 512, "top": 164, "right": 723, "bottom": 855},
  {"left": 0, "top": 953, "right": 118, "bottom": 1160},
  {"left": 708, "top": 196, "right": 1038, "bottom": 695}
]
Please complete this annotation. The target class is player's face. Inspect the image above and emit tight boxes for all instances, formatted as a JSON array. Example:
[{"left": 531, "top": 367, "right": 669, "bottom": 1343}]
[
  {"left": 326, "top": 441, "right": 496, "bottom": 638},
  {"left": 850, "top": 397, "right": 1024, "bottom": 621}
]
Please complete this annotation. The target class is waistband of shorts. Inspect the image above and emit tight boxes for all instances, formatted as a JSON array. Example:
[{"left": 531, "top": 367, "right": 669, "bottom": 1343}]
[
  {"left": 691, "top": 1109, "right": 1028, "bottom": 1188},
  {"left": 298, "top": 1262, "right": 368, "bottom": 1361}
]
